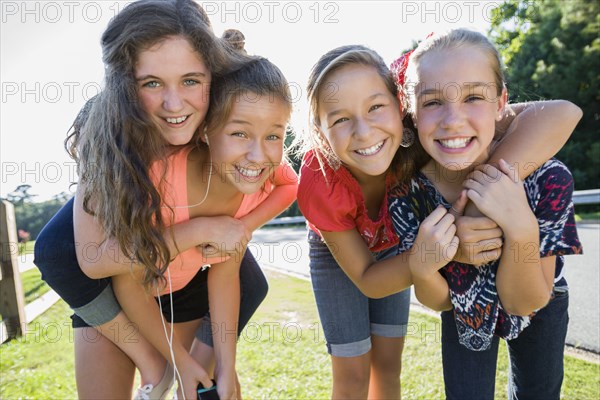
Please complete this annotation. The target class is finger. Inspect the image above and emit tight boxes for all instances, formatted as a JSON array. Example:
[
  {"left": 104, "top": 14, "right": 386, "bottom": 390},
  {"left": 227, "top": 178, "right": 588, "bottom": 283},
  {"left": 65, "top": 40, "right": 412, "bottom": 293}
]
[
  {"left": 465, "top": 187, "right": 484, "bottom": 205},
  {"left": 437, "top": 212, "right": 456, "bottom": 232},
  {"left": 445, "top": 235, "right": 460, "bottom": 262},
  {"left": 423, "top": 205, "right": 449, "bottom": 226},
  {"left": 463, "top": 177, "right": 485, "bottom": 193},
  {"left": 463, "top": 228, "right": 503, "bottom": 244},
  {"left": 467, "top": 168, "right": 487, "bottom": 181},
  {"left": 449, "top": 190, "right": 468, "bottom": 218},
  {"left": 479, "top": 163, "right": 503, "bottom": 181},
  {"left": 458, "top": 216, "right": 499, "bottom": 230},
  {"left": 199, "top": 376, "right": 213, "bottom": 390},
  {"left": 477, "top": 237, "right": 503, "bottom": 251},
  {"left": 498, "top": 159, "right": 519, "bottom": 183},
  {"left": 447, "top": 222, "right": 457, "bottom": 238},
  {"left": 477, "top": 248, "right": 502, "bottom": 264}
]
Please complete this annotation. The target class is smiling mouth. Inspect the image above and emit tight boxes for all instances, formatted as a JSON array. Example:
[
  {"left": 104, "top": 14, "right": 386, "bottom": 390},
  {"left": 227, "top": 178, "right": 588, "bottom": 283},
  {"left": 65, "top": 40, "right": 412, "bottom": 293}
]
[
  {"left": 164, "top": 115, "right": 189, "bottom": 125},
  {"left": 235, "top": 165, "right": 264, "bottom": 179},
  {"left": 354, "top": 140, "right": 385, "bottom": 156},
  {"left": 437, "top": 137, "right": 473, "bottom": 149}
]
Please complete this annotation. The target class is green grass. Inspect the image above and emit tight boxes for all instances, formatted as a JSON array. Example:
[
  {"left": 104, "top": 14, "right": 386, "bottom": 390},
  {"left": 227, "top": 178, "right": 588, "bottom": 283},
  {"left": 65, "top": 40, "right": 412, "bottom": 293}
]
[
  {"left": 1, "top": 271, "right": 599, "bottom": 399},
  {"left": 17, "top": 240, "right": 35, "bottom": 255},
  {"left": 0, "top": 267, "right": 51, "bottom": 320},
  {"left": 575, "top": 211, "right": 600, "bottom": 222},
  {"left": 21, "top": 268, "right": 51, "bottom": 305},
  {"left": 0, "top": 300, "right": 77, "bottom": 399}
]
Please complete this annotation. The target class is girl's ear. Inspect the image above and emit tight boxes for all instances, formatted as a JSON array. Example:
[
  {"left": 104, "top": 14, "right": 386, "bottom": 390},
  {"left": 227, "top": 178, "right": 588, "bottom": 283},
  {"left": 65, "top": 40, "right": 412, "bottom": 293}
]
[{"left": 496, "top": 86, "right": 508, "bottom": 121}]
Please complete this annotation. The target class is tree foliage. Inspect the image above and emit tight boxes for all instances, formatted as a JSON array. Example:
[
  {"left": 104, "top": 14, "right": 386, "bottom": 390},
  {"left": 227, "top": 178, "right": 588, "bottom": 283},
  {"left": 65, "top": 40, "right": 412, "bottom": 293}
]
[
  {"left": 490, "top": 0, "right": 599, "bottom": 189},
  {"left": 2, "top": 186, "right": 71, "bottom": 240}
]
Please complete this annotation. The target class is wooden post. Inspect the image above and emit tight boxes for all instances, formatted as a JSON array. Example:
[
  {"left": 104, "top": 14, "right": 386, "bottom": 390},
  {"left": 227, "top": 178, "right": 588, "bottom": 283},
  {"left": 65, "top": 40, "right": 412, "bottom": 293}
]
[{"left": 0, "top": 201, "right": 27, "bottom": 341}]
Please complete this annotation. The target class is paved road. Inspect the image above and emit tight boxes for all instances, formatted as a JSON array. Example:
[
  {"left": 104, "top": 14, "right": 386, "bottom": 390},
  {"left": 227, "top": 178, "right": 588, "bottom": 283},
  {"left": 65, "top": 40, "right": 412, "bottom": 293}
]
[{"left": 250, "top": 223, "right": 600, "bottom": 354}]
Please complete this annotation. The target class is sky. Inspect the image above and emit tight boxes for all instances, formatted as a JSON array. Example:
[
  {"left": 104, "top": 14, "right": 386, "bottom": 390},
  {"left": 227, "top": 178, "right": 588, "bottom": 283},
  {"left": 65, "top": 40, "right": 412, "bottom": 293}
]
[{"left": 1, "top": 0, "right": 498, "bottom": 201}]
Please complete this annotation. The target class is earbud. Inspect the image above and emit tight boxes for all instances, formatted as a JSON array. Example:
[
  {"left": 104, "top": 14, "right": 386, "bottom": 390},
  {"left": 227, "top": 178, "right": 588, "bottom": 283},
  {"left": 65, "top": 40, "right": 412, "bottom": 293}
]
[{"left": 204, "top": 133, "right": 210, "bottom": 146}]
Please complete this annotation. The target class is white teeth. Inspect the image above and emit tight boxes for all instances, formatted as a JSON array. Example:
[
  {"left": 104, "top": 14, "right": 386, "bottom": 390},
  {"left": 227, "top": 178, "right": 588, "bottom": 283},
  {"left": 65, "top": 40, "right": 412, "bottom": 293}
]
[
  {"left": 236, "top": 165, "right": 262, "bottom": 178},
  {"left": 355, "top": 141, "right": 384, "bottom": 156},
  {"left": 438, "top": 138, "right": 471, "bottom": 149},
  {"left": 166, "top": 115, "right": 188, "bottom": 124}
]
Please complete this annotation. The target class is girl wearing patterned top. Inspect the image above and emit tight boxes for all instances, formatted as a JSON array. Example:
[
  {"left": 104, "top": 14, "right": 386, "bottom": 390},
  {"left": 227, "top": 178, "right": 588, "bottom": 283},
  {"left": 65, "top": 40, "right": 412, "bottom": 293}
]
[
  {"left": 388, "top": 29, "right": 582, "bottom": 399},
  {"left": 295, "top": 43, "right": 582, "bottom": 398}
]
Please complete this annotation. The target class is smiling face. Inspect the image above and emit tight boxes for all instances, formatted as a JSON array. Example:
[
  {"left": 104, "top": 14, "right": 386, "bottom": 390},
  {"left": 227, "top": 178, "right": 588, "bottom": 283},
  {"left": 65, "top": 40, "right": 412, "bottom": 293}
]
[
  {"left": 136, "top": 35, "right": 211, "bottom": 146},
  {"left": 206, "top": 93, "right": 289, "bottom": 194},
  {"left": 413, "top": 46, "right": 506, "bottom": 172},
  {"left": 317, "top": 64, "right": 403, "bottom": 182}
]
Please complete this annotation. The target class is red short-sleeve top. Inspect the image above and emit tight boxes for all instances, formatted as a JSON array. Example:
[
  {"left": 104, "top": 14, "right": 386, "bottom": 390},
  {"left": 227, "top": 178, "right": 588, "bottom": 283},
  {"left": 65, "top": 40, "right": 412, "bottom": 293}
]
[{"left": 297, "top": 150, "right": 398, "bottom": 252}]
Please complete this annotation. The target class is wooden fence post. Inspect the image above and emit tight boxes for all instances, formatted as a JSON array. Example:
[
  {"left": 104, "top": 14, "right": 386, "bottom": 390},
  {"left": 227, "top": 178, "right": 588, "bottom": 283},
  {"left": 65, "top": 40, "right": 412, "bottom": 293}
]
[{"left": 0, "top": 200, "right": 27, "bottom": 341}]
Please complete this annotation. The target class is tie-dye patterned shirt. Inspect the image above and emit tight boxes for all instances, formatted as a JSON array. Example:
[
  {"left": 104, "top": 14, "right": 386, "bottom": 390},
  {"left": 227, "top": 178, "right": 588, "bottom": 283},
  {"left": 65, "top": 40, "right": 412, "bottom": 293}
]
[{"left": 388, "top": 159, "right": 582, "bottom": 351}]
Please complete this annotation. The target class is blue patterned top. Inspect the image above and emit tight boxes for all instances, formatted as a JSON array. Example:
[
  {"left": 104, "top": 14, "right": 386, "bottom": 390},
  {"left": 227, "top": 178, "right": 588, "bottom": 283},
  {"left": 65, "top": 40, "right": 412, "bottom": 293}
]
[{"left": 388, "top": 159, "right": 582, "bottom": 351}]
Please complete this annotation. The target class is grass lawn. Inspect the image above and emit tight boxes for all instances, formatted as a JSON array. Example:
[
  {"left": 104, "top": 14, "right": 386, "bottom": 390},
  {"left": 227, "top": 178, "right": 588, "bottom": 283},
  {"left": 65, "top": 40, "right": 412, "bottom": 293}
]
[
  {"left": 21, "top": 268, "right": 52, "bottom": 305},
  {"left": 17, "top": 240, "right": 35, "bottom": 255},
  {"left": 1, "top": 270, "right": 599, "bottom": 399},
  {"left": 575, "top": 211, "right": 600, "bottom": 222}
]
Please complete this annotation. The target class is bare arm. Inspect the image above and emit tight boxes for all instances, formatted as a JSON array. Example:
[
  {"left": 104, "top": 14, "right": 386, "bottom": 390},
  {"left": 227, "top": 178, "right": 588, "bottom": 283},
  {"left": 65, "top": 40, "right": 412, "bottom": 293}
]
[
  {"left": 460, "top": 100, "right": 582, "bottom": 261},
  {"left": 321, "top": 229, "right": 412, "bottom": 299},
  {"left": 491, "top": 100, "right": 582, "bottom": 180},
  {"left": 74, "top": 184, "right": 249, "bottom": 279},
  {"left": 239, "top": 164, "right": 298, "bottom": 232},
  {"left": 320, "top": 206, "right": 457, "bottom": 300},
  {"left": 411, "top": 265, "right": 452, "bottom": 312},
  {"left": 464, "top": 161, "right": 553, "bottom": 316}
]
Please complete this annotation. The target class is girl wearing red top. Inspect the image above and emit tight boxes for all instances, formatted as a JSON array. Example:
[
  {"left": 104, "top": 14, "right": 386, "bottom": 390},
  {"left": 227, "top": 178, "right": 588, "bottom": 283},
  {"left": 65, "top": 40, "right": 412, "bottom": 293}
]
[{"left": 295, "top": 44, "right": 581, "bottom": 399}]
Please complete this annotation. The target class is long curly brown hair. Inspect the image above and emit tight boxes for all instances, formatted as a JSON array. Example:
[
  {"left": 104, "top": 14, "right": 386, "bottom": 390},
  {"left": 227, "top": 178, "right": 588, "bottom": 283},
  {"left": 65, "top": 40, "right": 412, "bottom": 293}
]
[{"left": 65, "top": 0, "right": 249, "bottom": 289}]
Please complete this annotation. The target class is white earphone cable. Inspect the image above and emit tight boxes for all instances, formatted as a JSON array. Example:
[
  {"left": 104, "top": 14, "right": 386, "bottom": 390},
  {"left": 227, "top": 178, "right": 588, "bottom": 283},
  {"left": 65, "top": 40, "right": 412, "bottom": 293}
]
[
  {"left": 171, "top": 140, "right": 212, "bottom": 209},
  {"left": 156, "top": 269, "right": 185, "bottom": 399}
]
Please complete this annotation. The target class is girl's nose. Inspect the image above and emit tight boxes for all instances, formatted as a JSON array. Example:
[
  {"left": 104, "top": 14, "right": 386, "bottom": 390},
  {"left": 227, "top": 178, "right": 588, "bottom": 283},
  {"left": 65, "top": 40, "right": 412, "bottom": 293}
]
[
  {"left": 163, "top": 88, "right": 184, "bottom": 113},
  {"left": 441, "top": 104, "right": 465, "bottom": 131},
  {"left": 353, "top": 118, "right": 371, "bottom": 140},
  {"left": 246, "top": 140, "right": 267, "bottom": 164}
]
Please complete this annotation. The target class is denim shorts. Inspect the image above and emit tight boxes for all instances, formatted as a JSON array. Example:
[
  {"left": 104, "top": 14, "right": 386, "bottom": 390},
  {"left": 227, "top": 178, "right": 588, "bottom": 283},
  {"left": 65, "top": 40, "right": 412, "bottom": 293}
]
[
  {"left": 34, "top": 198, "right": 121, "bottom": 328},
  {"left": 308, "top": 230, "right": 410, "bottom": 357},
  {"left": 35, "top": 198, "right": 269, "bottom": 334}
]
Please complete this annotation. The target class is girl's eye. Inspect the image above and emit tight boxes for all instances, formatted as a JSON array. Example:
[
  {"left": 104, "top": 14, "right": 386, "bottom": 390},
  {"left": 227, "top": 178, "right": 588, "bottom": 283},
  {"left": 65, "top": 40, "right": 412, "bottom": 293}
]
[
  {"left": 332, "top": 117, "right": 349, "bottom": 126},
  {"left": 266, "top": 134, "right": 281, "bottom": 141},
  {"left": 466, "top": 95, "right": 483, "bottom": 103},
  {"left": 422, "top": 100, "right": 441, "bottom": 107},
  {"left": 183, "top": 79, "right": 199, "bottom": 86},
  {"left": 369, "top": 104, "right": 384, "bottom": 112},
  {"left": 142, "top": 81, "right": 160, "bottom": 88},
  {"left": 232, "top": 131, "right": 247, "bottom": 138}
]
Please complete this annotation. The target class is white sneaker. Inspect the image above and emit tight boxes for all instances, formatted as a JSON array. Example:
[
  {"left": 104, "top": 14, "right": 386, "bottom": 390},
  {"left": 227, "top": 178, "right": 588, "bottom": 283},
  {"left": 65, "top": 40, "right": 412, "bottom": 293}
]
[{"left": 134, "top": 363, "right": 175, "bottom": 400}]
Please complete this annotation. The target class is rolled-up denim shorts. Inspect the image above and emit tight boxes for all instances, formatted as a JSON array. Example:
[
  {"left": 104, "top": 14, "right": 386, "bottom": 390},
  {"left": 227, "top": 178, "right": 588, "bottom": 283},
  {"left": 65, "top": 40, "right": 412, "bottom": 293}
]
[
  {"left": 308, "top": 230, "right": 410, "bottom": 357},
  {"left": 34, "top": 198, "right": 121, "bottom": 328}
]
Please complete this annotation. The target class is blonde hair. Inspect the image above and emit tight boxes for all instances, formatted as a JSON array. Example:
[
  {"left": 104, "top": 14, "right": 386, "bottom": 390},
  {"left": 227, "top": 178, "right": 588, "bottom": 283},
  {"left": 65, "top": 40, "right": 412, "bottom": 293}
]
[
  {"left": 406, "top": 29, "right": 506, "bottom": 112},
  {"left": 295, "top": 45, "right": 420, "bottom": 182}
]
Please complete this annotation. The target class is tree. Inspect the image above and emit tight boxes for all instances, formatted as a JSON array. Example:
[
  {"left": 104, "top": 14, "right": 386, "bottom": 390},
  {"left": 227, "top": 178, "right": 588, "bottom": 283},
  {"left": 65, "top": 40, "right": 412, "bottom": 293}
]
[
  {"left": 2, "top": 187, "right": 72, "bottom": 240},
  {"left": 489, "top": 0, "right": 599, "bottom": 189},
  {"left": 5, "top": 184, "right": 37, "bottom": 205}
]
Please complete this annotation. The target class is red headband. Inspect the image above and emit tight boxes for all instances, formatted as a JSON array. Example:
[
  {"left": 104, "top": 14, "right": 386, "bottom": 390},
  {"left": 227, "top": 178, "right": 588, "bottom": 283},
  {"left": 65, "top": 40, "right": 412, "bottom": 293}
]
[
  {"left": 390, "top": 33, "right": 435, "bottom": 88},
  {"left": 390, "top": 49, "right": 413, "bottom": 88}
]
